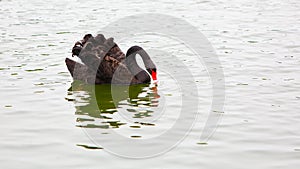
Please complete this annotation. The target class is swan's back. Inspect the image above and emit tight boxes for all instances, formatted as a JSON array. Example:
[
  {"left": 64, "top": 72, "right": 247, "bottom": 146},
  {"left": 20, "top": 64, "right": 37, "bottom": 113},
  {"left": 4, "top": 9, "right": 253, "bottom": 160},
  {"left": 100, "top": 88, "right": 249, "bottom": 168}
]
[{"left": 66, "top": 34, "right": 143, "bottom": 84}]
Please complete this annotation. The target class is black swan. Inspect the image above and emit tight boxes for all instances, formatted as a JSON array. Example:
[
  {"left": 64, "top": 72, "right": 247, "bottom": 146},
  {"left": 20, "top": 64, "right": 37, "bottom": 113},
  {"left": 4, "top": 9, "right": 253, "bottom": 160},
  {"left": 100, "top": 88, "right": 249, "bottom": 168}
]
[{"left": 65, "top": 34, "right": 157, "bottom": 85}]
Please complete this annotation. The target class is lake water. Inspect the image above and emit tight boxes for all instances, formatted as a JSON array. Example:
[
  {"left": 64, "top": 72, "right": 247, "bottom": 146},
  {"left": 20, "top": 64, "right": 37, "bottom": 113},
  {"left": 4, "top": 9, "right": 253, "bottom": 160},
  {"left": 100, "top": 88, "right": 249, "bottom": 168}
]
[{"left": 1, "top": 0, "right": 300, "bottom": 168}]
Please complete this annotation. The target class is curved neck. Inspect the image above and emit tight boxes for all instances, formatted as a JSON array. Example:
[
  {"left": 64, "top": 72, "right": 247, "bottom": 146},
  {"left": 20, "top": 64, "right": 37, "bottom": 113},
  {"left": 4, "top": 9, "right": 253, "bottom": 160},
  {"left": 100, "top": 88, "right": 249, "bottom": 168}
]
[{"left": 125, "top": 46, "right": 156, "bottom": 82}]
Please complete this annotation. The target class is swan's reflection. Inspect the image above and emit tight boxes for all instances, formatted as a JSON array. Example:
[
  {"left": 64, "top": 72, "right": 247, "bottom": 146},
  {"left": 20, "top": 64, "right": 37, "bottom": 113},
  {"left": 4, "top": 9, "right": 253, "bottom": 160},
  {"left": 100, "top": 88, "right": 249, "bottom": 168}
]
[{"left": 67, "top": 81, "right": 160, "bottom": 129}]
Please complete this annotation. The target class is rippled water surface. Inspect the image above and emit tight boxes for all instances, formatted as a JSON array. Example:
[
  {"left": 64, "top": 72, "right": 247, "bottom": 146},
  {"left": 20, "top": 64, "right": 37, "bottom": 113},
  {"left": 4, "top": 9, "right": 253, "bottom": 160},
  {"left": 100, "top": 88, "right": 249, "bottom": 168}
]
[{"left": 1, "top": 0, "right": 300, "bottom": 168}]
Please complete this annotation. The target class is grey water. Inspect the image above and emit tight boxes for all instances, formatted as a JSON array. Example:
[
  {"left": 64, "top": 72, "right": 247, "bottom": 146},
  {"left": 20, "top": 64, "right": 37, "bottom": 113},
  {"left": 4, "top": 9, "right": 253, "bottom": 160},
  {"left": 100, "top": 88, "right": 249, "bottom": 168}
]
[{"left": 0, "top": 0, "right": 300, "bottom": 168}]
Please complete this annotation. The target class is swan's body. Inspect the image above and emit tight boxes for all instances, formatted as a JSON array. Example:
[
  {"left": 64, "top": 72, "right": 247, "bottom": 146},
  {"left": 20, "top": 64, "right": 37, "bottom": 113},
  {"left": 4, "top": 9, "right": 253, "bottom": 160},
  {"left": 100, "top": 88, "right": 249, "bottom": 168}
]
[{"left": 65, "top": 34, "right": 157, "bottom": 85}]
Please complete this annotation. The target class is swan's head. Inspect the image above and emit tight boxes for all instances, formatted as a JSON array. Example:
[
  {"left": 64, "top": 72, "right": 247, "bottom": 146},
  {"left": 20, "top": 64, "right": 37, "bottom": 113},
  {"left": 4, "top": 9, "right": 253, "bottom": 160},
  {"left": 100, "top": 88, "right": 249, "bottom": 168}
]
[{"left": 147, "top": 68, "right": 157, "bottom": 82}]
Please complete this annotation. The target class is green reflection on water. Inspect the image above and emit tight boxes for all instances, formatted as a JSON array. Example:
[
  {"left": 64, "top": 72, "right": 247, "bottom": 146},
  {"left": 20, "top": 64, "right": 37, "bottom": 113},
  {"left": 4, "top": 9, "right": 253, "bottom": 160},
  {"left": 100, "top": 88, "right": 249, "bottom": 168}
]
[
  {"left": 67, "top": 81, "right": 159, "bottom": 129},
  {"left": 76, "top": 144, "right": 103, "bottom": 150}
]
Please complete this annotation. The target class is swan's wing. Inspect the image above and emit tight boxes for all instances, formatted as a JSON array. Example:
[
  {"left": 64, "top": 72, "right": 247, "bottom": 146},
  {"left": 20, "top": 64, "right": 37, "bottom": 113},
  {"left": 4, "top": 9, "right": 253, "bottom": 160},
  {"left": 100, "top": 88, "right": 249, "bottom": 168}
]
[
  {"left": 100, "top": 56, "right": 141, "bottom": 84},
  {"left": 76, "top": 34, "right": 132, "bottom": 83},
  {"left": 65, "top": 58, "right": 98, "bottom": 83},
  {"left": 78, "top": 34, "right": 125, "bottom": 64}
]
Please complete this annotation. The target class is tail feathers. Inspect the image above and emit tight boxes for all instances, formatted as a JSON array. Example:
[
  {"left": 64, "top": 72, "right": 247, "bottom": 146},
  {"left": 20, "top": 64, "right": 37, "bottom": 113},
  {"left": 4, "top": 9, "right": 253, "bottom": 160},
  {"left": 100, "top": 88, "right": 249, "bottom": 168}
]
[{"left": 65, "top": 58, "right": 76, "bottom": 77}]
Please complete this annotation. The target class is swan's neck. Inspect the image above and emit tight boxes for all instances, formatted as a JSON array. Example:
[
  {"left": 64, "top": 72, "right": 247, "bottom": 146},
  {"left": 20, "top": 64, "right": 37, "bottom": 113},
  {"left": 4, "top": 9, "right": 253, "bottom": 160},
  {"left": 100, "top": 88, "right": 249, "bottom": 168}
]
[{"left": 125, "top": 46, "right": 156, "bottom": 82}]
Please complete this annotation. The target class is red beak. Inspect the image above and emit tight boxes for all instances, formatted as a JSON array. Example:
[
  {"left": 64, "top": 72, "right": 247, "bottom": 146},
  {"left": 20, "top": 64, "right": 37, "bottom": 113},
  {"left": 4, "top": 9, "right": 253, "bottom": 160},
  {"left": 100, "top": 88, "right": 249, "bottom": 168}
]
[{"left": 151, "top": 70, "right": 157, "bottom": 81}]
